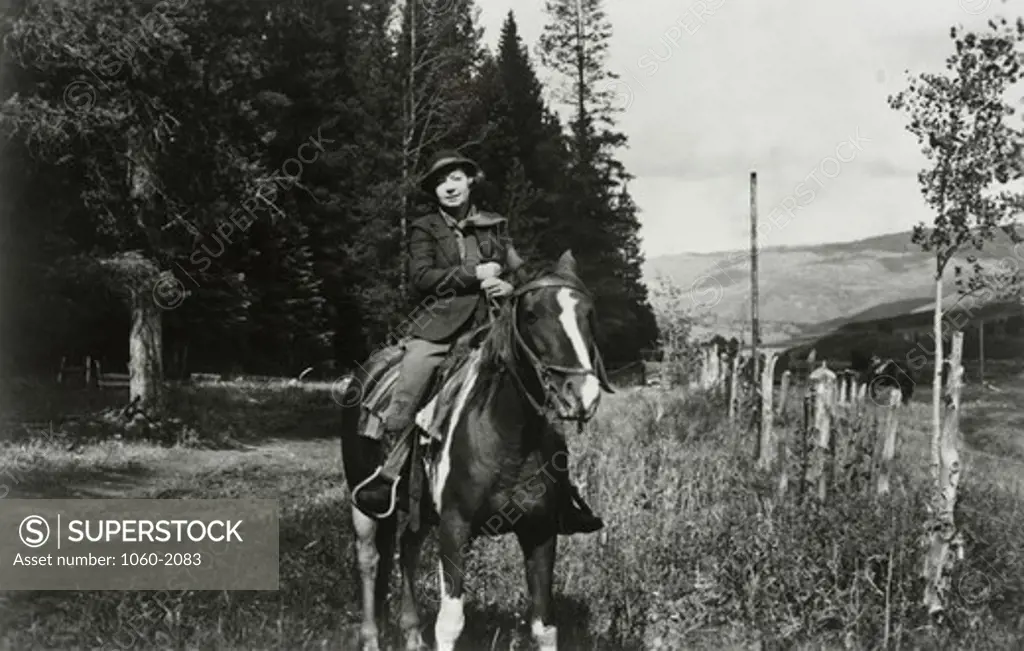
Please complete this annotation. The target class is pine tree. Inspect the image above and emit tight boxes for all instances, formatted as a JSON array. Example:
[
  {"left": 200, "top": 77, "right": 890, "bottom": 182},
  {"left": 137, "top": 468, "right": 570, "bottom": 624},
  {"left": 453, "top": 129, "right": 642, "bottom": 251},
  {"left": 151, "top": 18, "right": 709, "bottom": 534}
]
[
  {"left": 1, "top": 0, "right": 279, "bottom": 408},
  {"left": 537, "top": 0, "right": 656, "bottom": 363},
  {"left": 244, "top": 216, "right": 329, "bottom": 375},
  {"left": 468, "top": 11, "right": 570, "bottom": 261}
]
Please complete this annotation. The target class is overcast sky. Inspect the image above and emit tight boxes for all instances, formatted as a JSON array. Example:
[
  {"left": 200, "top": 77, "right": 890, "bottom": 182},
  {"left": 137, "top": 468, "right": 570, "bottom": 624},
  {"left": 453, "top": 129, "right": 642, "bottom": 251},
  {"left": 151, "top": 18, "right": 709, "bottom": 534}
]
[{"left": 476, "top": 0, "right": 1024, "bottom": 257}]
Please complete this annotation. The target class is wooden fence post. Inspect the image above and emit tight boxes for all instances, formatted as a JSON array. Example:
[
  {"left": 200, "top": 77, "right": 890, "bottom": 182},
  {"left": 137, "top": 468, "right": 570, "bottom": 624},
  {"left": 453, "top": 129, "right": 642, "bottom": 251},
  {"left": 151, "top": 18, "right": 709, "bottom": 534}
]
[
  {"left": 699, "top": 345, "right": 708, "bottom": 389},
  {"left": 757, "top": 352, "right": 779, "bottom": 470},
  {"left": 665, "top": 341, "right": 678, "bottom": 390},
  {"left": 923, "top": 331, "right": 965, "bottom": 616},
  {"left": 728, "top": 355, "right": 740, "bottom": 423},
  {"left": 776, "top": 371, "right": 790, "bottom": 499},
  {"left": 708, "top": 344, "right": 720, "bottom": 390},
  {"left": 804, "top": 364, "right": 836, "bottom": 503},
  {"left": 718, "top": 352, "right": 729, "bottom": 395},
  {"left": 778, "top": 369, "right": 791, "bottom": 416},
  {"left": 698, "top": 346, "right": 707, "bottom": 388},
  {"left": 875, "top": 387, "right": 901, "bottom": 496},
  {"left": 685, "top": 346, "right": 696, "bottom": 391},
  {"left": 696, "top": 345, "right": 707, "bottom": 389},
  {"left": 799, "top": 392, "right": 811, "bottom": 497}
]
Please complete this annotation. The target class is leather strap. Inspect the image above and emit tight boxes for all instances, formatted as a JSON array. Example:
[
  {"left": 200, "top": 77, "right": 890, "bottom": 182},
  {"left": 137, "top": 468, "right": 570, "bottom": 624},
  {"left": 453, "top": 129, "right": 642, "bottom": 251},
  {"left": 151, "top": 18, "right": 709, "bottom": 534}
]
[{"left": 378, "top": 425, "right": 416, "bottom": 481}]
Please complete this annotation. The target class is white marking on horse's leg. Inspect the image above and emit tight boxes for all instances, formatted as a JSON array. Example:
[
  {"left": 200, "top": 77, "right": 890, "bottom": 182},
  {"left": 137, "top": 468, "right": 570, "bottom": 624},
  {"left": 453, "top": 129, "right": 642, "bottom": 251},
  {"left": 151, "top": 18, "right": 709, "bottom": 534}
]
[
  {"left": 531, "top": 618, "right": 558, "bottom": 651},
  {"left": 434, "top": 559, "right": 465, "bottom": 651},
  {"left": 352, "top": 505, "right": 381, "bottom": 651},
  {"left": 555, "top": 288, "right": 601, "bottom": 411},
  {"left": 399, "top": 529, "right": 426, "bottom": 651},
  {"left": 431, "top": 355, "right": 482, "bottom": 511}
]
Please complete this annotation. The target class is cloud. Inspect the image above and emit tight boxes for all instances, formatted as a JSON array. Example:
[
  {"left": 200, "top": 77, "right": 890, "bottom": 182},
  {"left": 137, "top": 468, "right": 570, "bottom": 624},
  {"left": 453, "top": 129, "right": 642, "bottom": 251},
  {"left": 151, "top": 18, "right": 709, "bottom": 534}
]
[
  {"left": 477, "top": 0, "right": 1018, "bottom": 257},
  {"left": 861, "top": 158, "right": 921, "bottom": 179}
]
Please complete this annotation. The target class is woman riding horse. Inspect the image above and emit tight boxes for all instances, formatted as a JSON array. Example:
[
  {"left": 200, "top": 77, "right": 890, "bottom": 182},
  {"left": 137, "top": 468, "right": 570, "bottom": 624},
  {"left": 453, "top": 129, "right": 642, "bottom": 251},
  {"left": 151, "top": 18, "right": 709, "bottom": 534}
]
[{"left": 354, "top": 148, "right": 603, "bottom": 535}]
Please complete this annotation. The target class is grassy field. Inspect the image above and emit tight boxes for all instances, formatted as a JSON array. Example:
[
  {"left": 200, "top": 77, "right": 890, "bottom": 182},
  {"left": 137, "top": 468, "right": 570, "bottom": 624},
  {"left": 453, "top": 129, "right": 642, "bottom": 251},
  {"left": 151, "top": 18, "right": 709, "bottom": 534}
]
[{"left": 0, "top": 373, "right": 1022, "bottom": 650}]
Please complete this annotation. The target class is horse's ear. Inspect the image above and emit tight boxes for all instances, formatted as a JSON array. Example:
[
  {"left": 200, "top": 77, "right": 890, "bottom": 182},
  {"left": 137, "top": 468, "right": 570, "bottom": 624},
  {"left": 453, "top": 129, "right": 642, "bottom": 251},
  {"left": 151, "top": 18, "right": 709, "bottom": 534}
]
[{"left": 557, "top": 249, "right": 576, "bottom": 274}]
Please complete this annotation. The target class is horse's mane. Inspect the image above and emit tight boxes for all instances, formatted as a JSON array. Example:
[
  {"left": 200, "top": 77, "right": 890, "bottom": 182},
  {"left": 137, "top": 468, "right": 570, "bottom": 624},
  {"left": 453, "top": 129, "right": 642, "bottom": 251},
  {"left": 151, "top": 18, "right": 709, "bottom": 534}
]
[
  {"left": 479, "top": 262, "right": 585, "bottom": 372},
  {"left": 479, "top": 301, "right": 516, "bottom": 371}
]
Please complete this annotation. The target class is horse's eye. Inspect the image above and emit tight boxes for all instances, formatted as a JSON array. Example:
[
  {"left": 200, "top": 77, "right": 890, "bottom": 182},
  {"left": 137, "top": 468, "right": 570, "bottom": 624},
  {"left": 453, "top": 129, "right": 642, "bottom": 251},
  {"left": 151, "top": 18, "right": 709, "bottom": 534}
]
[{"left": 524, "top": 312, "right": 538, "bottom": 325}]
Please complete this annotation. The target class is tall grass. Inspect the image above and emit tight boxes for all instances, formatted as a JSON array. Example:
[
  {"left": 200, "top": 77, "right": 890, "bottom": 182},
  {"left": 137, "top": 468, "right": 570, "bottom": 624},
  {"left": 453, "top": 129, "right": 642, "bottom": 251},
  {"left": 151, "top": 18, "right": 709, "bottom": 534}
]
[
  {"left": 540, "top": 387, "right": 1024, "bottom": 649},
  {"left": 0, "top": 381, "right": 1021, "bottom": 649}
]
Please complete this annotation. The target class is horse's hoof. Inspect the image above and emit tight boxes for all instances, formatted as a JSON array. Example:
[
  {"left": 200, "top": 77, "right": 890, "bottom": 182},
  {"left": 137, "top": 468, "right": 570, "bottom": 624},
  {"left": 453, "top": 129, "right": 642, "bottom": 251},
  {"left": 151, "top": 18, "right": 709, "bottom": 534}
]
[
  {"left": 358, "top": 624, "right": 381, "bottom": 651},
  {"left": 403, "top": 627, "right": 427, "bottom": 650}
]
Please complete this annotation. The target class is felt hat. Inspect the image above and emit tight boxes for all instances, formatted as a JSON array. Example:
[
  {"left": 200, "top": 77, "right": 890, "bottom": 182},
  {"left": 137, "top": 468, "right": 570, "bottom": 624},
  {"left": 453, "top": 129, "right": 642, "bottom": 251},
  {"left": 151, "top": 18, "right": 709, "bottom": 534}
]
[{"left": 420, "top": 149, "right": 482, "bottom": 195}]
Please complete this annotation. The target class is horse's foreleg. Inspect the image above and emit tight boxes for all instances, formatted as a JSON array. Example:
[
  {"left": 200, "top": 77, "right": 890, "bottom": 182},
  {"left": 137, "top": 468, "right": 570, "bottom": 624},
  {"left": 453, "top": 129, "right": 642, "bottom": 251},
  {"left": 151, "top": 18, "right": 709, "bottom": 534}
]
[
  {"left": 375, "top": 515, "right": 397, "bottom": 623},
  {"left": 398, "top": 524, "right": 428, "bottom": 651},
  {"left": 518, "top": 531, "right": 558, "bottom": 651},
  {"left": 434, "top": 513, "right": 471, "bottom": 651},
  {"left": 352, "top": 505, "right": 394, "bottom": 651}
]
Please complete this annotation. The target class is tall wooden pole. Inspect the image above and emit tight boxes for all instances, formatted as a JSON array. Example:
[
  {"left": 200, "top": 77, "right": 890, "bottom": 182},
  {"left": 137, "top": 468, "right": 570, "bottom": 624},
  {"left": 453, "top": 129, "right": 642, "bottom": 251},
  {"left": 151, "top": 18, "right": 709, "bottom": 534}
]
[
  {"left": 750, "top": 170, "right": 761, "bottom": 445},
  {"left": 750, "top": 171, "right": 760, "bottom": 375}
]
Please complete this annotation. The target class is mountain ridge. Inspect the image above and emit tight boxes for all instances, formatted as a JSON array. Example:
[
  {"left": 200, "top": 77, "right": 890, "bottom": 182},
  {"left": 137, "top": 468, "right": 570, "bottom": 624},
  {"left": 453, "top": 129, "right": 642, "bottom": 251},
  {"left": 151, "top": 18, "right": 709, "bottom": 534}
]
[{"left": 642, "top": 228, "right": 1021, "bottom": 344}]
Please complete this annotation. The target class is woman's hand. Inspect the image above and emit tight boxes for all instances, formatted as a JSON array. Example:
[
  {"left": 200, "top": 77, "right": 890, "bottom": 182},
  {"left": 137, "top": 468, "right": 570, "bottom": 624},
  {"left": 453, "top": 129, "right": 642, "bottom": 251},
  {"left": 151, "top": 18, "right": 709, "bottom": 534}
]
[
  {"left": 475, "top": 262, "right": 502, "bottom": 280},
  {"left": 481, "top": 276, "right": 514, "bottom": 298}
]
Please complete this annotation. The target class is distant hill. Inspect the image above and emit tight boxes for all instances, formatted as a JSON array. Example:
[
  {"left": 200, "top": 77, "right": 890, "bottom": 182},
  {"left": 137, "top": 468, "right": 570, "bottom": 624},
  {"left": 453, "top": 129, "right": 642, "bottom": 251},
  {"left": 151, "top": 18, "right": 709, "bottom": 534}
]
[{"left": 642, "top": 228, "right": 1020, "bottom": 344}]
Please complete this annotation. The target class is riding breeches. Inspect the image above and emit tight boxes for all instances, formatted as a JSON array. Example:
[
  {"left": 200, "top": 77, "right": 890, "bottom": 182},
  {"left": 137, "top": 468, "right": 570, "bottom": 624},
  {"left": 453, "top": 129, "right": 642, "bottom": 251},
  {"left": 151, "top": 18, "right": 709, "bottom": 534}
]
[{"left": 382, "top": 338, "right": 451, "bottom": 431}]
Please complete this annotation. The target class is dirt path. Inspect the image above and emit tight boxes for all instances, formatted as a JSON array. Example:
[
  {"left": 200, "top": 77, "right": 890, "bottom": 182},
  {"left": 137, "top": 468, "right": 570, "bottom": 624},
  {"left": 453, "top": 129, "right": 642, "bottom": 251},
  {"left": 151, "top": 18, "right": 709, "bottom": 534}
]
[{"left": 6, "top": 438, "right": 340, "bottom": 500}]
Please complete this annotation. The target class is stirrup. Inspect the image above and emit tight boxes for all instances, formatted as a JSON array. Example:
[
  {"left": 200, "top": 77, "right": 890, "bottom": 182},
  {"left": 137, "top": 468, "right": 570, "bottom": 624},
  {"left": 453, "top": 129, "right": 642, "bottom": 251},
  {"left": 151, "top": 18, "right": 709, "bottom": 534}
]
[
  {"left": 351, "top": 421, "right": 417, "bottom": 520},
  {"left": 351, "top": 468, "right": 401, "bottom": 519}
]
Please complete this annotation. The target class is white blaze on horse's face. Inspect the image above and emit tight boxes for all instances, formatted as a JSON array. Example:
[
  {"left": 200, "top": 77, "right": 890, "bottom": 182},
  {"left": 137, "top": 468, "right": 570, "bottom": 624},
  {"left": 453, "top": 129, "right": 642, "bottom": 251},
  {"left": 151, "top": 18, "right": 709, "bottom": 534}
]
[
  {"left": 434, "top": 168, "right": 471, "bottom": 210},
  {"left": 555, "top": 288, "right": 601, "bottom": 417}
]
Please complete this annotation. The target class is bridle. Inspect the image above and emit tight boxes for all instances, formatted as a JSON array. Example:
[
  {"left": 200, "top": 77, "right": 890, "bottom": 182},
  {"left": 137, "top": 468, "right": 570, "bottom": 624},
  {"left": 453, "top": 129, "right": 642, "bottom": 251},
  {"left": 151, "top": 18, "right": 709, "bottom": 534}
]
[{"left": 492, "top": 276, "right": 606, "bottom": 428}]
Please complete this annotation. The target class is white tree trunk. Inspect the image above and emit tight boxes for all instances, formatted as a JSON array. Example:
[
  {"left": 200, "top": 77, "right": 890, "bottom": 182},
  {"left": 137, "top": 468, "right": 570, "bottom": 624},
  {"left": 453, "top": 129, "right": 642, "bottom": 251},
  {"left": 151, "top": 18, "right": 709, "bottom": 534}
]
[
  {"left": 129, "top": 288, "right": 164, "bottom": 413},
  {"left": 923, "top": 331, "right": 965, "bottom": 615},
  {"left": 932, "top": 275, "right": 943, "bottom": 481}
]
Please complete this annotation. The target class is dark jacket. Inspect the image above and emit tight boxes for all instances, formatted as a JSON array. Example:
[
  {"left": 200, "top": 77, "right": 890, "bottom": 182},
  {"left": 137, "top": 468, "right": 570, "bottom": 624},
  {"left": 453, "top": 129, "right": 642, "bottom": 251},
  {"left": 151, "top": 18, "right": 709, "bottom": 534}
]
[{"left": 403, "top": 208, "right": 525, "bottom": 342}]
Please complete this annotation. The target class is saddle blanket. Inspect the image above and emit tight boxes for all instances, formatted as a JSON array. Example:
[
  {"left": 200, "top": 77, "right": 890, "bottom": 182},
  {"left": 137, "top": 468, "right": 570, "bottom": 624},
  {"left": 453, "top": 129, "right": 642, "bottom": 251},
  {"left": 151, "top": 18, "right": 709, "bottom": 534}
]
[
  {"left": 414, "top": 348, "right": 483, "bottom": 444},
  {"left": 357, "top": 347, "right": 483, "bottom": 445}
]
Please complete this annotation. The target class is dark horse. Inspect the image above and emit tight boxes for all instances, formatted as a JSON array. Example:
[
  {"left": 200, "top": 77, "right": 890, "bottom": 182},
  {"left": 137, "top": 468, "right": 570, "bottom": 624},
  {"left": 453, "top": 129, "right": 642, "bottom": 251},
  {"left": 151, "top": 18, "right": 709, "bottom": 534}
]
[
  {"left": 340, "top": 251, "right": 614, "bottom": 651},
  {"left": 850, "top": 349, "right": 914, "bottom": 405}
]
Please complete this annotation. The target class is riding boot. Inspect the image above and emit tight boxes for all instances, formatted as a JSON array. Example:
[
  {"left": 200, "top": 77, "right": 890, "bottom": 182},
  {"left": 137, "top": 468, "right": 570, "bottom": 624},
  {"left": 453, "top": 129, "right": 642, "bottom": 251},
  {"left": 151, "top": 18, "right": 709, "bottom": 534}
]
[
  {"left": 557, "top": 480, "right": 604, "bottom": 535},
  {"left": 352, "top": 401, "right": 416, "bottom": 516}
]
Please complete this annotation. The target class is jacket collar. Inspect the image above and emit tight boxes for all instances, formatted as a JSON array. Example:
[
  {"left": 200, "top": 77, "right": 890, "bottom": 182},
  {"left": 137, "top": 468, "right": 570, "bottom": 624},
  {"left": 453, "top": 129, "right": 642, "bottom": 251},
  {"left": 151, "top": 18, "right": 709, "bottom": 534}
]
[{"left": 437, "top": 205, "right": 506, "bottom": 230}]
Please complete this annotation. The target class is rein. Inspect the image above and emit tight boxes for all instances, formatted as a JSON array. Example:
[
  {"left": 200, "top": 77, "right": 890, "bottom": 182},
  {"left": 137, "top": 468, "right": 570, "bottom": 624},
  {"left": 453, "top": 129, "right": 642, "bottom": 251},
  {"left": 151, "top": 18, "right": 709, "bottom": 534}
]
[{"left": 489, "top": 276, "right": 603, "bottom": 430}]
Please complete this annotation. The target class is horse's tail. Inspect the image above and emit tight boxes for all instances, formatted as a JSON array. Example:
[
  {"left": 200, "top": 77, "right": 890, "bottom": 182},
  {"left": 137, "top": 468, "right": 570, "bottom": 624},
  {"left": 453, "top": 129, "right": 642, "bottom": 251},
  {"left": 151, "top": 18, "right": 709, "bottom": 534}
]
[{"left": 339, "top": 344, "right": 404, "bottom": 491}]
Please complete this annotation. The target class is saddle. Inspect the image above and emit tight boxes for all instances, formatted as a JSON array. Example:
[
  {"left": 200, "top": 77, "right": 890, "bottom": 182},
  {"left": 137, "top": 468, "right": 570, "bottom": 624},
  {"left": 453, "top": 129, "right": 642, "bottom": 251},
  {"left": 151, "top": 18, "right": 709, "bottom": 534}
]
[
  {"left": 351, "top": 322, "right": 492, "bottom": 520},
  {"left": 359, "top": 322, "right": 490, "bottom": 443}
]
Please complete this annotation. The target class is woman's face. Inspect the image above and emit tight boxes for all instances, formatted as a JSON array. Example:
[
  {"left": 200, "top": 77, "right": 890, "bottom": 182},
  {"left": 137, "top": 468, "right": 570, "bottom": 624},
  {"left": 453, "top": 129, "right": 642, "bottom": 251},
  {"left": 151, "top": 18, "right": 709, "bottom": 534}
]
[{"left": 434, "top": 167, "right": 471, "bottom": 209}]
